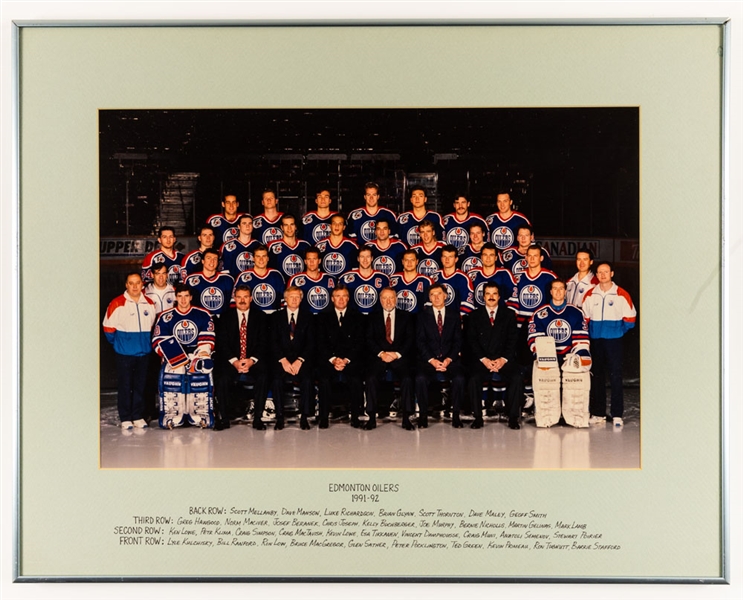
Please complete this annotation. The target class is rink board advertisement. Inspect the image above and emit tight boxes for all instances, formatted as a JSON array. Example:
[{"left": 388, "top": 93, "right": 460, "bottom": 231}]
[{"left": 16, "top": 24, "right": 724, "bottom": 581}]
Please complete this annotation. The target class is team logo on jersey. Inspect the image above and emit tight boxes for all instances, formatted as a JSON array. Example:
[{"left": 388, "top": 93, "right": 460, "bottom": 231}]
[
  {"left": 406, "top": 227, "right": 421, "bottom": 246},
  {"left": 224, "top": 227, "right": 239, "bottom": 243},
  {"left": 292, "top": 276, "right": 306, "bottom": 287},
  {"left": 446, "top": 227, "right": 468, "bottom": 248},
  {"left": 417, "top": 259, "right": 438, "bottom": 277},
  {"left": 200, "top": 287, "right": 225, "bottom": 312},
  {"left": 212, "top": 217, "right": 222, "bottom": 227},
  {"left": 519, "top": 285, "right": 543, "bottom": 310},
  {"left": 537, "top": 308, "right": 549, "bottom": 319},
  {"left": 262, "top": 227, "right": 283, "bottom": 245},
  {"left": 355, "top": 285, "right": 378, "bottom": 310},
  {"left": 173, "top": 320, "right": 198, "bottom": 345},
  {"left": 168, "top": 266, "right": 181, "bottom": 286},
  {"left": 475, "top": 282, "right": 487, "bottom": 305},
  {"left": 252, "top": 283, "right": 276, "bottom": 308},
  {"left": 166, "top": 297, "right": 174, "bottom": 306},
  {"left": 187, "top": 276, "right": 200, "bottom": 286},
  {"left": 323, "top": 252, "right": 346, "bottom": 275},
  {"left": 492, "top": 226, "right": 515, "bottom": 250},
  {"left": 162, "top": 312, "right": 173, "bottom": 323},
  {"left": 282, "top": 254, "right": 304, "bottom": 276},
  {"left": 442, "top": 283, "right": 455, "bottom": 306},
  {"left": 225, "top": 241, "right": 236, "bottom": 252},
  {"left": 253, "top": 217, "right": 264, "bottom": 227},
  {"left": 398, "top": 214, "right": 409, "bottom": 225},
  {"left": 187, "top": 254, "right": 201, "bottom": 266},
  {"left": 143, "top": 310, "right": 150, "bottom": 317},
  {"left": 312, "top": 223, "right": 332, "bottom": 243},
  {"left": 341, "top": 273, "right": 356, "bottom": 284},
  {"left": 396, "top": 290, "right": 417, "bottom": 312},
  {"left": 237, "top": 251, "right": 253, "bottom": 272},
  {"left": 373, "top": 256, "right": 394, "bottom": 276},
  {"left": 238, "top": 272, "right": 253, "bottom": 284},
  {"left": 360, "top": 220, "right": 376, "bottom": 242},
  {"left": 546, "top": 319, "right": 571, "bottom": 344},
  {"left": 462, "top": 256, "right": 481, "bottom": 273},
  {"left": 308, "top": 286, "right": 330, "bottom": 311},
  {"left": 512, "top": 260, "right": 527, "bottom": 278},
  {"left": 350, "top": 209, "right": 363, "bottom": 220}
]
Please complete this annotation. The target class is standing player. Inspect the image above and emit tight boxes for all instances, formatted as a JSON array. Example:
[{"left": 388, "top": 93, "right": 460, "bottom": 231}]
[
  {"left": 251, "top": 188, "right": 284, "bottom": 246},
  {"left": 221, "top": 214, "right": 261, "bottom": 279},
  {"left": 501, "top": 225, "right": 553, "bottom": 281},
  {"left": 233, "top": 245, "right": 286, "bottom": 314},
  {"left": 513, "top": 245, "right": 559, "bottom": 328},
  {"left": 436, "top": 245, "right": 475, "bottom": 316},
  {"left": 268, "top": 213, "right": 311, "bottom": 280},
  {"left": 411, "top": 220, "right": 445, "bottom": 278},
  {"left": 365, "top": 220, "right": 408, "bottom": 277},
  {"left": 206, "top": 193, "right": 244, "bottom": 245},
  {"left": 458, "top": 223, "right": 489, "bottom": 274},
  {"left": 183, "top": 248, "right": 235, "bottom": 319},
  {"left": 397, "top": 186, "right": 444, "bottom": 247},
  {"left": 390, "top": 250, "right": 435, "bottom": 315},
  {"left": 181, "top": 225, "right": 216, "bottom": 281},
  {"left": 442, "top": 194, "right": 488, "bottom": 250},
  {"left": 287, "top": 247, "right": 337, "bottom": 315},
  {"left": 566, "top": 247, "right": 599, "bottom": 307},
  {"left": 347, "top": 182, "right": 398, "bottom": 243},
  {"left": 141, "top": 226, "right": 184, "bottom": 286},
  {"left": 339, "top": 247, "right": 391, "bottom": 315},
  {"left": 302, "top": 188, "right": 338, "bottom": 243},
  {"left": 486, "top": 191, "right": 532, "bottom": 252},
  {"left": 467, "top": 243, "right": 518, "bottom": 309},
  {"left": 316, "top": 214, "right": 359, "bottom": 277}
]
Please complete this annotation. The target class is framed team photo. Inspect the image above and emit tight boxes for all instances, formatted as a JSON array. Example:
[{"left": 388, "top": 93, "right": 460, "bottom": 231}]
[{"left": 7, "top": 11, "right": 736, "bottom": 593}]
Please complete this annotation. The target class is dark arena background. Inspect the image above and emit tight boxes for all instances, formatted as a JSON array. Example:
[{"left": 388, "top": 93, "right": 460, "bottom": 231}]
[{"left": 99, "top": 107, "right": 639, "bottom": 401}]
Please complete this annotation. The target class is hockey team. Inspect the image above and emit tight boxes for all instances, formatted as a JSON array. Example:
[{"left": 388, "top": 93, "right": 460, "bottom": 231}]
[{"left": 103, "top": 184, "right": 636, "bottom": 433}]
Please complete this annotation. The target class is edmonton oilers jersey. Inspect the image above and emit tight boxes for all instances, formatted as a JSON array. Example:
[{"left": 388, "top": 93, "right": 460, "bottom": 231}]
[
  {"left": 485, "top": 211, "right": 531, "bottom": 251},
  {"left": 316, "top": 237, "right": 359, "bottom": 277},
  {"left": 501, "top": 246, "right": 553, "bottom": 281},
  {"left": 396, "top": 211, "right": 444, "bottom": 246},
  {"left": 457, "top": 243, "right": 491, "bottom": 274},
  {"left": 301, "top": 211, "right": 337, "bottom": 243},
  {"left": 514, "top": 269, "right": 558, "bottom": 326},
  {"left": 339, "top": 270, "right": 391, "bottom": 315},
  {"left": 152, "top": 306, "right": 215, "bottom": 356},
  {"left": 233, "top": 269, "right": 286, "bottom": 313},
  {"left": 181, "top": 249, "right": 206, "bottom": 282},
  {"left": 442, "top": 213, "right": 488, "bottom": 249},
  {"left": 366, "top": 239, "right": 408, "bottom": 277},
  {"left": 436, "top": 269, "right": 475, "bottom": 315},
  {"left": 467, "top": 267, "right": 518, "bottom": 310},
  {"left": 347, "top": 207, "right": 398, "bottom": 242},
  {"left": 412, "top": 242, "right": 445, "bottom": 278},
  {"left": 206, "top": 213, "right": 244, "bottom": 245},
  {"left": 185, "top": 272, "right": 235, "bottom": 317},
  {"left": 528, "top": 303, "right": 590, "bottom": 358},
  {"left": 390, "top": 272, "right": 434, "bottom": 314},
  {"left": 268, "top": 238, "right": 311, "bottom": 280},
  {"left": 287, "top": 272, "right": 336, "bottom": 314},
  {"left": 141, "top": 250, "right": 184, "bottom": 286},
  {"left": 220, "top": 238, "right": 261, "bottom": 279},
  {"left": 251, "top": 213, "right": 284, "bottom": 246}
]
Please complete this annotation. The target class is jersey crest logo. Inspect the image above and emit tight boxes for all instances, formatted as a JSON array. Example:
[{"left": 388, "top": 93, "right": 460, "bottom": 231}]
[
  {"left": 237, "top": 251, "right": 253, "bottom": 272},
  {"left": 396, "top": 290, "right": 417, "bottom": 312},
  {"left": 547, "top": 319, "right": 571, "bottom": 343},
  {"left": 282, "top": 254, "right": 304, "bottom": 276},
  {"left": 475, "top": 282, "right": 486, "bottom": 305},
  {"left": 462, "top": 257, "right": 481, "bottom": 273},
  {"left": 537, "top": 308, "right": 549, "bottom": 319},
  {"left": 417, "top": 259, "right": 438, "bottom": 277},
  {"left": 443, "top": 283, "right": 455, "bottom": 306},
  {"left": 293, "top": 276, "right": 306, "bottom": 287},
  {"left": 342, "top": 273, "right": 355, "bottom": 283},
  {"left": 492, "top": 226, "right": 515, "bottom": 249},
  {"left": 446, "top": 227, "right": 468, "bottom": 248},
  {"left": 253, "top": 217, "right": 264, "bottom": 227},
  {"left": 308, "top": 286, "right": 330, "bottom": 311},
  {"left": 360, "top": 220, "right": 376, "bottom": 242},
  {"left": 188, "top": 276, "right": 200, "bottom": 286},
  {"left": 168, "top": 266, "right": 181, "bottom": 286},
  {"left": 262, "top": 227, "right": 283, "bottom": 244},
  {"left": 302, "top": 214, "right": 313, "bottom": 225},
  {"left": 201, "top": 287, "right": 225, "bottom": 312},
  {"left": 312, "top": 223, "right": 331, "bottom": 242},
  {"left": 212, "top": 217, "right": 222, "bottom": 226},
  {"left": 173, "top": 320, "right": 198, "bottom": 345},
  {"left": 398, "top": 214, "right": 409, "bottom": 225},
  {"left": 162, "top": 312, "right": 173, "bottom": 323},
  {"left": 225, "top": 241, "right": 236, "bottom": 252},
  {"left": 520, "top": 285, "right": 543, "bottom": 310},
  {"left": 502, "top": 250, "right": 513, "bottom": 262},
  {"left": 224, "top": 227, "right": 239, "bottom": 242},
  {"left": 253, "top": 283, "right": 276, "bottom": 308},
  {"left": 323, "top": 252, "right": 346, "bottom": 275},
  {"left": 513, "top": 260, "right": 527, "bottom": 277},
  {"left": 373, "top": 256, "right": 394, "bottom": 276},
  {"left": 350, "top": 209, "right": 362, "bottom": 219},
  {"left": 355, "top": 285, "right": 377, "bottom": 310},
  {"left": 406, "top": 227, "right": 421, "bottom": 246}
]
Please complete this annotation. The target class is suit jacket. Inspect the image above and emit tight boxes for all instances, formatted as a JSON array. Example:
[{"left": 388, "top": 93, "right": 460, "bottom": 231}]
[
  {"left": 466, "top": 304, "right": 519, "bottom": 365},
  {"left": 317, "top": 307, "right": 366, "bottom": 368},
  {"left": 416, "top": 305, "right": 462, "bottom": 364},
  {"left": 215, "top": 307, "right": 268, "bottom": 371},
  {"left": 367, "top": 308, "right": 414, "bottom": 367},
  {"left": 270, "top": 307, "right": 315, "bottom": 368}
]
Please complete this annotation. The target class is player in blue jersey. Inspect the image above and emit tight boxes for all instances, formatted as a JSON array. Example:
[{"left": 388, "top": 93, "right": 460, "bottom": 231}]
[
  {"left": 397, "top": 186, "right": 444, "bottom": 246},
  {"left": 268, "top": 213, "right": 311, "bottom": 280},
  {"left": 206, "top": 193, "right": 244, "bottom": 245},
  {"left": 316, "top": 214, "right": 359, "bottom": 276},
  {"left": 183, "top": 248, "right": 235, "bottom": 319},
  {"left": 500, "top": 225, "right": 553, "bottom": 281},
  {"left": 339, "top": 247, "right": 391, "bottom": 315},
  {"left": 390, "top": 249, "right": 435, "bottom": 314},
  {"left": 442, "top": 194, "right": 488, "bottom": 250},
  {"left": 365, "top": 219, "right": 407, "bottom": 277},
  {"left": 486, "top": 191, "right": 532, "bottom": 251},
  {"left": 220, "top": 214, "right": 261, "bottom": 279},
  {"left": 251, "top": 188, "right": 284, "bottom": 245},
  {"left": 458, "top": 222, "right": 490, "bottom": 274},
  {"left": 467, "top": 243, "right": 518, "bottom": 309},
  {"left": 436, "top": 245, "right": 475, "bottom": 316},
  {"left": 141, "top": 226, "right": 184, "bottom": 286},
  {"left": 347, "top": 182, "right": 399, "bottom": 243},
  {"left": 513, "top": 245, "right": 559, "bottom": 328},
  {"left": 411, "top": 220, "right": 445, "bottom": 278},
  {"left": 232, "top": 245, "right": 286, "bottom": 314},
  {"left": 181, "top": 225, "right": 216, "bottom": 281},
  {"left": 301, "top": 188, "right": 338, "bottom": 243},
  {"left": 287, "top": 247, "right": 337, "bottom": 315}
]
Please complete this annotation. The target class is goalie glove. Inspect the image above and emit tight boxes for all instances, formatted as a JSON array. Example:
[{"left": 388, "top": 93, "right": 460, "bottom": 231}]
[{"left": 562, "top": 352, "right": 591, "bottom": 373}]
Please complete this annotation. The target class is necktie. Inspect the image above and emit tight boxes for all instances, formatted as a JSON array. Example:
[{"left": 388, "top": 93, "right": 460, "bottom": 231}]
[
  {"left": 289, "top": 312, "right": 296, "bottom": 340},
  {"left": 339, "top": 311, "right": 344, "bottom": 327},
  {"left": 490, "top": 311, "right": 495, "bottom": 326},
  {"left": 239, "top": 312, "right": 247, "bottom": 359},
  {"left": 385, "top": 313, "right": 393, "bottom": 344},
  {"left": 437, "top": 310, "right": 443, "bottom": 336}
]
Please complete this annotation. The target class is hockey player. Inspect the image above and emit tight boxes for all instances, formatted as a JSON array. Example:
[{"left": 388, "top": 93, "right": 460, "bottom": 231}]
[
  {"left": 365, "top": 219, "right": 408, "bottom": 277},
  {"left": 141, "top": 226, "right": 184, "bottom": 286},
  {"left": 232, "top": 245, "right": 286, "bottom": 314},
  {"left": 221, "top": 214, "right": 261, "bottom": 279},
  {"left": 144, "top": 262, "right": 176, "bottom": 315},
  {"left": 436, "top": 245, "right": 475, "bottom": 316},
  {"left": 582, "top": 262, "right": 637, "bottom": 428},
  {"left": 103, "top": 272, "right": 157, "bottom": 429},
  {"left": 397, "top": 186, "right": 443, "bottom": 246},
  {"left": 316, "top": 214, "right": 359, "bottom": 277},
  {"left": 442, "top": 194, "right": 488, "bottom": 249},
  {"left": 513, "top": 245, "right": 558, "bottom": 328},
  {"left": 390, "top": 250, "right": 434, "bottom": 314},
  {"left": 251, "top": 188, "right": 284, "bottom": 245},
  {"left": 206, "top": 193, "right": 244, "bottom": 245},
  {"left": 347, "top": 182, "right": 398, "bottom": 243},
  {"left": 287, "top": 247, "right": 337, "bottom": 315},
  {"left": 458, "top": 223, "right": 489, "bottom": 274},
  {"left": 339, "top": 247, "right": 391, "bottom": 315},
  {"left": 181, "top": 225, "right": 216, "bottom": 281},
  {"left": 485, "top": 191, "right": 532, "bottom": 251},
  {"left": 467, "top": 243, "right": 518, "bottom": 309},
  {"left": 183, "top": 248, "right": 235, "bottom": 319},
  {"left": 151, "top": 283, "right": 216, "bottom": 429},
  {"left": 268, "top": 213, "right": 311, "bottom": 280},
  {"left": 302, "top": 188, "right": 338, "bottom": 243},
  {"left": 566, "top": 247, "right": 599, "bottom": 307},
  {"left": 500, "top": 224, "right": 554, "bottom": 280},
  {"left": 411, "top": 220, "right": 445, "bottom": 278}
]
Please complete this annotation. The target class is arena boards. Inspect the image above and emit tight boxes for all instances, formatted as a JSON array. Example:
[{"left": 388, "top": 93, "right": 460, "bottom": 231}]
[{"left": 4, "top": 6, "right": 739, "bottom": 597}]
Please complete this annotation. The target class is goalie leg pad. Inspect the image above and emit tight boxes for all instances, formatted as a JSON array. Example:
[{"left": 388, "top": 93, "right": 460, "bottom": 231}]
[
  {"left": 158, "top": 367, "right": 186, "bottom": 429},
  {"left": 532, "top": 362, "right": 561, "bottom": 428},
  {"left": 561, "top": 371, "right": 591, "bottom": 428},
  {"left": 185, "top": 371, "right": 214, "bottom": 428}
]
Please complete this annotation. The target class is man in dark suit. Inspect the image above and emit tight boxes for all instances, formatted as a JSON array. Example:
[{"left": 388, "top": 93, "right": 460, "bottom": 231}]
[
  {"left": 214, "top": 285, "right": 270, "bottom": 430},
  {"left": 466, "top": 283, "right": 524, "bottom": 429},
  {"left": 415, "top": 283, "right": 466, "bottom": 429},
  {"left": 365, "top": 287, "right": 416, "bottom": 431},
  {"left": 270, "top": 285, "right": 316, "bottom": 430},
  {"left": 317, "top": 284, "right": 366, "bottom": 429}
]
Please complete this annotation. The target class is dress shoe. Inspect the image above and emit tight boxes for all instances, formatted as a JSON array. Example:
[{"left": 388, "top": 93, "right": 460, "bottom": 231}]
[
  {"left": 274, "top": 418, "right": 284, "bottom": 431},
  {"left": 452, "top": 415, "right": 464, "bottom": 428},
  {"left": 471, "top": 419, "right": 483, "bottom": 430},
  {"left": 508, "top": 418, "right": 521, "bottom": 430},
  {"left": 418, "top": 418, "right": 428, "bottom": 429},
  {"left": 253, "top": 420, "right": 267, "bottom": 431},
  {"left": 402, "top": 418, "right": 415, "bottom": 431},
  {"left": 213, "top": 420, "right": 230, "bottom": 431},
  {"left": 300, "top": 416, "right": 311, "bottom": 430},
  {"left": 319, "top": 417, "right": 329, "bottom": 429},
  {"left": 363, "top": 418, "right": 377, "bottom": 430},
  {"left": 350, "top": 417, "right": 361, "bottom": 429}
]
